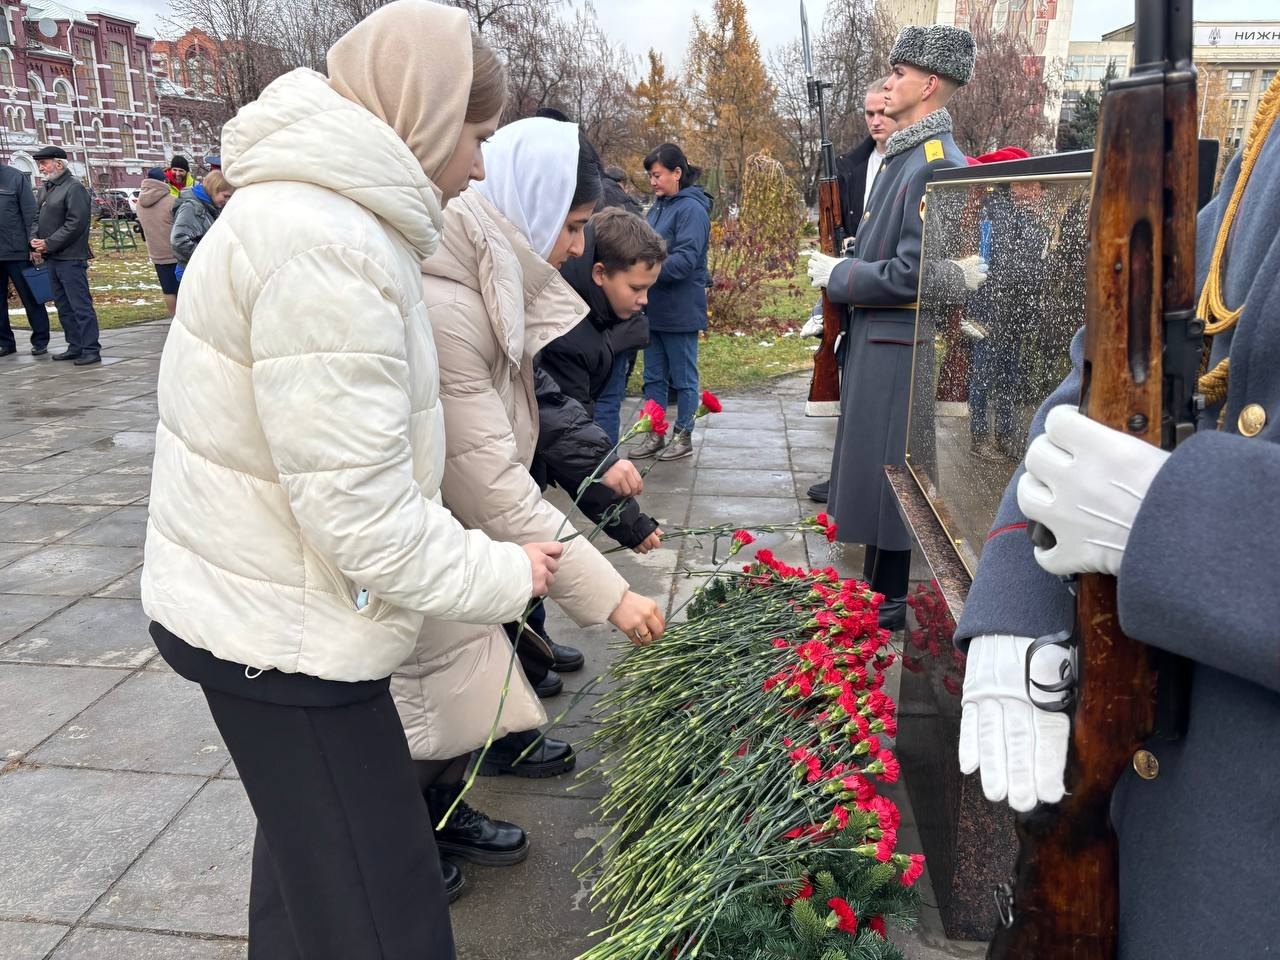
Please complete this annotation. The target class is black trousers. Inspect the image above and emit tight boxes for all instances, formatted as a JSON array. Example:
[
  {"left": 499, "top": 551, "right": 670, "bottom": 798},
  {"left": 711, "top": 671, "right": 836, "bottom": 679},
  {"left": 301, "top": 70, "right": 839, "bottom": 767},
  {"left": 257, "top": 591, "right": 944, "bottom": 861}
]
[
  {"left": 49, "top": 259, "right": 99, "bottom": 356},
  {"left": 0, "top": 259, "right": 50, "bottom": 351},
  {"left": 202, "top": 686, "right": 456, "bottom": 960}
]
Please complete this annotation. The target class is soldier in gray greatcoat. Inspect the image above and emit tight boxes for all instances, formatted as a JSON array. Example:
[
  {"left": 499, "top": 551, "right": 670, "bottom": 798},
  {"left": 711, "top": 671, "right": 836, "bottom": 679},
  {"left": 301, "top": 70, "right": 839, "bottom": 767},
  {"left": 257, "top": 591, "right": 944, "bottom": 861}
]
[
  {"left": 957, "top": 80, "right": 1280, "bottom": 958},
  {"left": 807, "top": 24, "right": 987, "bottom": 629}
]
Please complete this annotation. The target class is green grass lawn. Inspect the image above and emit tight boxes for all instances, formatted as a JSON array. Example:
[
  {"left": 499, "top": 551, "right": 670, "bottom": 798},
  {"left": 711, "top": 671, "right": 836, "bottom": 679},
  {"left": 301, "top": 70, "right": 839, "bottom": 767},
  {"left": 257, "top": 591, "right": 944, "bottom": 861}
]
[
  {"left": 12, "top": 239, "right": 823, "bottom": 394},
  {"left": 632, "top": 256, "right": 820, "bottom": 394},
  {"left": 9, "top": 241, "right": 170, "bottom": 333}
]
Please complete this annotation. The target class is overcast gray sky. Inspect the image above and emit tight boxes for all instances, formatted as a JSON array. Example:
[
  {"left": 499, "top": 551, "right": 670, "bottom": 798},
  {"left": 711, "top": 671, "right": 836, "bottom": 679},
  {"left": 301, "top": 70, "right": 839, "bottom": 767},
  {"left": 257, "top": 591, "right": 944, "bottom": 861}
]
[{"left": 107, "top": 0, "right": 1266, "bottom": 59}]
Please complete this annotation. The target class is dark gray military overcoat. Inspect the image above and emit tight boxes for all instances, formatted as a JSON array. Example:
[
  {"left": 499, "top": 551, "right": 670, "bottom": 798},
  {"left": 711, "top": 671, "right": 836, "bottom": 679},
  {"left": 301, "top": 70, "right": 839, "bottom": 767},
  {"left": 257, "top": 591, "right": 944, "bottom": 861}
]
[{"left": 825, "top": 118, "right": 966, "bottom": 550}]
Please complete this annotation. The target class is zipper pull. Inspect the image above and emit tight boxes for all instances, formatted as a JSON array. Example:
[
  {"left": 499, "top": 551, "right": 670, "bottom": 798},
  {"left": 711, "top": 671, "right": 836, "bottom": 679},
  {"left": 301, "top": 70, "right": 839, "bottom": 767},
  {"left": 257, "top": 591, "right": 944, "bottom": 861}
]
[{"left": 355, "top": 587, "right": 370, "bottom": 611}]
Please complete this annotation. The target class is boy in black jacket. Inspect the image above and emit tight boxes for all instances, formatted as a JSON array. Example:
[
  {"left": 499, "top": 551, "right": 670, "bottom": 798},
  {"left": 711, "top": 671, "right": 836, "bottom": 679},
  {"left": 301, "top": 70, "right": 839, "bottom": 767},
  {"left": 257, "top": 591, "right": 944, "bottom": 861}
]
[{"left": 535, "top": 208, "right": 668, "bottom": 552}]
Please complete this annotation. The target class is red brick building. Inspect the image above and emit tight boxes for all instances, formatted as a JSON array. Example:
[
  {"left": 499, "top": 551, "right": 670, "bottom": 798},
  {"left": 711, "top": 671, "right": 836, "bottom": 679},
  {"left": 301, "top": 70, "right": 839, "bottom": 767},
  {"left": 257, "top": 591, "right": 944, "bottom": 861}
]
[
  {"left": 0, "top": 0, "right": 168, "bottom": 188},
  {"left": 152, "top": 28, "right": 228, "bottom": 171}
]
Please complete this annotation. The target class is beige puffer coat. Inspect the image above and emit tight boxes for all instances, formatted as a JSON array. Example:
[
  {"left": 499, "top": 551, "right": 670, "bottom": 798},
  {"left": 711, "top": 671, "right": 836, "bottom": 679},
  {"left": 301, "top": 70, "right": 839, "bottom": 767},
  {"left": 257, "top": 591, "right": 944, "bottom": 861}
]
[
  {"left": 142, "top": 70, "right": 534, "bottom": 682},
  {"left": 391, "top": 189, "right": 630, "bottom": 759},
  {"left": 135, "top": 178, "right": 176, "bottom": 265}
]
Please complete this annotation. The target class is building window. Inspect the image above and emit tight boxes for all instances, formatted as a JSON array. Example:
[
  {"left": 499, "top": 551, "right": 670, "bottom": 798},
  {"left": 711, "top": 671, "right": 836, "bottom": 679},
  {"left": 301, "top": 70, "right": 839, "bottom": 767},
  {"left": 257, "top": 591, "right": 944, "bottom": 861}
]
[
  {"left": 1226, "top": 70, "right": 1252, "bottom": 91},
  {"left": 0, "top": 50, "right": 13, "bottom": 89},
  {"left": 1228, "top": 127, "right": 1245, "bottom": 151},
  {"left": 37, "top": 118, "right": 47, "bottom": 143},
  {"left": 1262, "top": 70, "right": 1277, "bottom": 91},
  {"left": 161, "top": 117, "right": 175, "bottom": 150},
  {"left": 53, "top": 79, "right": 73, "bottom": 106},
  {"left": 108, "top": 41, "right": 132, "bottom": 108},
  {"left": 61, "top": 120, "right": 74, "bottom": 144},
  {"left": 27, "top": 73, "right": 44, "bottom": 108},
  {"left": 184, "top": 46, "right": 205, "bottom": 92},
  {"left": 92, "top": 119, "right": 103, "bottom": 146},
  {"left": 9, "top": 107, "right": 26, "bottom": 132},
  {"left": 120, "top": 123, "right": 136, "bottom": 157},
  {"left": 1229, "top": 98, "right": 1249, "bottom": 124},
  {"left": 76, "top": 38, "right": 100, "bottom": 108}
]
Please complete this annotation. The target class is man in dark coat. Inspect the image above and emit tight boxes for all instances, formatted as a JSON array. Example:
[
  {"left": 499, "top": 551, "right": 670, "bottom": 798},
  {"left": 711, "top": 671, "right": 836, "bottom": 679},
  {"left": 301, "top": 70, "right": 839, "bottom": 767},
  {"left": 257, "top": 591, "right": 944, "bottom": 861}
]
[
  {"left": 539, "top": 208, "right": 666, "bottom": 552},
  {"left": 807, "top": 25, "right": 985, "bottom": 629},
  {"left": 807, "top": 78, "right": 899, "bottom": 503},
  {"left": 0, "top": 161, "right": 50, "bottom": 357},
  {"left": 32, "top": 146, "right": 99, "bottom": 366},
  {"left": 957, "top": 89, "right": 1280, "bottom": 957}
]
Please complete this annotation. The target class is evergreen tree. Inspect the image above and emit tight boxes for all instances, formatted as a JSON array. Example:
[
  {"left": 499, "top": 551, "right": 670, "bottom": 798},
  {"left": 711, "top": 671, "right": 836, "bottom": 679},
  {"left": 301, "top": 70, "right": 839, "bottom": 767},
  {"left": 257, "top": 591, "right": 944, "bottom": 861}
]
[{"left": 1060, "top": 62, "right": 1118, "bottom": 151}]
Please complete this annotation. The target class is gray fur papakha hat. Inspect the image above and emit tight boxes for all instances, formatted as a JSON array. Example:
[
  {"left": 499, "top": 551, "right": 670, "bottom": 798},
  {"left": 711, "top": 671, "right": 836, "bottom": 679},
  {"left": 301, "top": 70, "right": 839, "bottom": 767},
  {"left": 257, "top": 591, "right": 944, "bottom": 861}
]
[{"left": 890, "top": 24, "right": 976, "bottom": 85}]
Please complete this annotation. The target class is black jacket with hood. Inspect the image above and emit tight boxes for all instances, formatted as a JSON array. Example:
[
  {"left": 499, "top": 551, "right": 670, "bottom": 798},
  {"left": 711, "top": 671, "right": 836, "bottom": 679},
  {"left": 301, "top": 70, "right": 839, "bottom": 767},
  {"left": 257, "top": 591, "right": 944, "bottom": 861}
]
[{"left": 532, "top": 224, "right": 659, "bottom": 549}]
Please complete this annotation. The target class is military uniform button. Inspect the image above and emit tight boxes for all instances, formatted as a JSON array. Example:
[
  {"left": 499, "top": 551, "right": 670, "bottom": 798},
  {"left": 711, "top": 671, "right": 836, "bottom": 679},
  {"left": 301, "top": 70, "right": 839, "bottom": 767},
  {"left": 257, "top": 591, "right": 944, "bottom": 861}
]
[
  {"left": 1238, "top": 403, "right": 1267, "bottom": 437},
  {"left": 1133, "top": 749, "right": 1160, "bottom": 780},
  {"left": 863, "top": 212, "right": 871, "bottom": 221}
]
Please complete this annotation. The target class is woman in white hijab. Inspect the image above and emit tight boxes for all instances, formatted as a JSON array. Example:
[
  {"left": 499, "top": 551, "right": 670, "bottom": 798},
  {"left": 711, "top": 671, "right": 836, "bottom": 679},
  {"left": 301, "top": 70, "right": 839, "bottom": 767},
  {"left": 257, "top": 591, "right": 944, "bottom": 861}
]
[
  {"left": 393, "top": 118, "right": 667, "bottom": 893},
  {"left": 141, "top": 4, "right": 564, "bottom": 956}
]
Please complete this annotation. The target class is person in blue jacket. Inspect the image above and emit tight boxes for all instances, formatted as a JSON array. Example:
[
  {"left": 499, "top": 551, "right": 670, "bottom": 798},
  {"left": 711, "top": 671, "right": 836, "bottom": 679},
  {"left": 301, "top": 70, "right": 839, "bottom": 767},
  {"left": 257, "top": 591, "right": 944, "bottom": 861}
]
[{"left": 632, "top": 143, "right": 712, "bottom": 461}]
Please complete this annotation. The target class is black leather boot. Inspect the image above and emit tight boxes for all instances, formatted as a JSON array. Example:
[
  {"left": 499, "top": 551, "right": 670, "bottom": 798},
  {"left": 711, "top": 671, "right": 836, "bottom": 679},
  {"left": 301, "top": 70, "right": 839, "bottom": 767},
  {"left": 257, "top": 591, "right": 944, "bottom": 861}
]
[
  {"left": 550, "top": 641, "right": 584, "bottom": 673},
  {"left": 427, "top": 785, "right": 529, "bottom": 866},
  {"left": 479, "top": 729, "right": 576, "bottom": 779},
  {"left": 807, "top": 479, "right": 830, "bottom": 503},
  {"left": 441, "top": 858, "right": 465, "bottom": 903},
  {"left": 869, "top": 547, "right": 912, "bottom": 631},
  {"left": 535, "top": 669, "right": 563, "bottom": 698}
]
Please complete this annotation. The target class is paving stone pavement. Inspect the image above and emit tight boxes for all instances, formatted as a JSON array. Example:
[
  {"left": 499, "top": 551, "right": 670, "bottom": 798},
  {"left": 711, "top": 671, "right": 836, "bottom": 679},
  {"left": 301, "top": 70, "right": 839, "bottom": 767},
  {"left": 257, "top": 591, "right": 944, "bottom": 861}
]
[{"left": 0, "top": 322, "right": 983, "bottom": 959}]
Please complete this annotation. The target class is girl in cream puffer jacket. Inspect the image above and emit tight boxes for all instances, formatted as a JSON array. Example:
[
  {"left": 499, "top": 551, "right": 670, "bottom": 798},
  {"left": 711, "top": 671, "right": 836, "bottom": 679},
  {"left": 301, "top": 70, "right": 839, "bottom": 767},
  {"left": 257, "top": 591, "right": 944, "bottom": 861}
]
[{"left": 392, "top": 119, "right": 666, "bottom": 766}]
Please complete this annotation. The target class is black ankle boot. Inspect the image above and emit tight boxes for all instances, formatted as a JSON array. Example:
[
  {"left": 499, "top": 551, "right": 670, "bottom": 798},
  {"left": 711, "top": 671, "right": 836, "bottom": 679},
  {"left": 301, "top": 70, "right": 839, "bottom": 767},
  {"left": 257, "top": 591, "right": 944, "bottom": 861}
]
[
  {"left": 441, "top": 858, "right": 465, "bottom": 903},
  {"left": 427, "top": 785, "right": 529, "bottom": 866},
  {"left": 550, "top": 641, "right": 584, "bottom": 673},
  {"left": 479, "top": 729, "right": 576, "bottom": 779}
]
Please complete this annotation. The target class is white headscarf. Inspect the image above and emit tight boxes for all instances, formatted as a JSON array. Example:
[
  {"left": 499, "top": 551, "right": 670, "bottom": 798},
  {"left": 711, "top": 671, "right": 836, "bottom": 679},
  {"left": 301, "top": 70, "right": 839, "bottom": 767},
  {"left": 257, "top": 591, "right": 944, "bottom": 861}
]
[{"left": 471, "top": 117, "right": 580, "bottom": 261}]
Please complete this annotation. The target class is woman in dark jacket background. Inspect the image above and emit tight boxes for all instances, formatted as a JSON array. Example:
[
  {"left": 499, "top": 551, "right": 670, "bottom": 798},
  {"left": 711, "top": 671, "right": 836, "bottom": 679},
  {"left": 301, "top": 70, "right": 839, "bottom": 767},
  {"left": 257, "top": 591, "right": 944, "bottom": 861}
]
[
  {"left": 171, "top": 170, "right": 234, "bottom": 269},
  {"left": 632, "top": 142, "right": 711, "bottom": 462}
]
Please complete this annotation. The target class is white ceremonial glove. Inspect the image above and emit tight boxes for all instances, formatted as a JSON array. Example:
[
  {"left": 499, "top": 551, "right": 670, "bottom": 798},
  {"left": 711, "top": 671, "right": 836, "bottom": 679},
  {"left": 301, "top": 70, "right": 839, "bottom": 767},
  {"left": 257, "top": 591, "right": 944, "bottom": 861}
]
[
  {"left": 959, "top": 317, "right": 989, "bottom": 340},
  {"left": 952, "top": 254, "right": 990, "bottom": 291},
  {"left": 959, "top": 634, "right": 1071, "bottom": 812},
  {"left": 805, "top": 250, "right": 842, "bottom": 289},
  {"left": 1016, "top": 405, "right": 1170, "bottom": 578},
  {"left": 800, "top": 312, "right": 825, "bottom": 338}
]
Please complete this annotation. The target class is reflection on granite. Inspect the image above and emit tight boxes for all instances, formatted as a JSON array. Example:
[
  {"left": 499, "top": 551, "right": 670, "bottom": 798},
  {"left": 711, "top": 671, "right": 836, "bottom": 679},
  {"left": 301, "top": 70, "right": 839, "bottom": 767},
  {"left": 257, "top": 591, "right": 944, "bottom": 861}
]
[
  {"left": 908, "top": 174, "right": 1090, "bottom": 567},
  {"left": 887, "top": 465, "right": 1016, "bottom": 941}
]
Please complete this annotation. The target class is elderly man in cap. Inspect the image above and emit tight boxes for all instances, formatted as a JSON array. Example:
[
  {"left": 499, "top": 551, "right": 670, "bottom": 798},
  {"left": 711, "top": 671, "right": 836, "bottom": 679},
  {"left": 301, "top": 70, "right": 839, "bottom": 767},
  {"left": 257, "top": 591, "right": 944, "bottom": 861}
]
[
  {"left": 806, "top": 25, "right": 987, "bottom": 629},
  {"left": 31, "top": 145, "right": 100, "bottom": 365}
]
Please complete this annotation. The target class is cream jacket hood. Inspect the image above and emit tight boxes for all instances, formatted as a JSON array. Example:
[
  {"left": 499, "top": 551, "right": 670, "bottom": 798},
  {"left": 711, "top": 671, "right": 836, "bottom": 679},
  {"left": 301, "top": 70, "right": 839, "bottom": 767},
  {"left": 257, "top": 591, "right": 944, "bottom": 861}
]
[
  {"left": 391, "top": 189, "right": 630, "bottom": 758},
  {"left": 142, "top": 69, "right": 533, "bottom": 682}
]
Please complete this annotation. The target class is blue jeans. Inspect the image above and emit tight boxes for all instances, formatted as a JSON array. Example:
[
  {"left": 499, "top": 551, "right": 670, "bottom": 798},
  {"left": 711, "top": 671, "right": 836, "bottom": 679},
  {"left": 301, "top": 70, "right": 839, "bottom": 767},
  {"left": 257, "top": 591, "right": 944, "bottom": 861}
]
[
  {"left": 642, "top": 331, "right": 699, "bottom": 432},
  {"left": 594, "top": 349, "right": 634, "bottom": 445},
  {"left": 50, "top": 259, "right": 100, "bottom": 357}
]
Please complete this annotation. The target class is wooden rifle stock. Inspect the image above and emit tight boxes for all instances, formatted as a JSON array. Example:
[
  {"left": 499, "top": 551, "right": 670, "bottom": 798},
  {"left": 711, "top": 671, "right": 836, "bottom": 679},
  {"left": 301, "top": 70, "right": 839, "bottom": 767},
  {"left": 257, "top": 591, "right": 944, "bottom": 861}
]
[
  {"left": 807, "top": 176, "right": 844, "bottom": 416},
  {"left": 987, "top": 2, "right": 1198, "bottom": 956}
]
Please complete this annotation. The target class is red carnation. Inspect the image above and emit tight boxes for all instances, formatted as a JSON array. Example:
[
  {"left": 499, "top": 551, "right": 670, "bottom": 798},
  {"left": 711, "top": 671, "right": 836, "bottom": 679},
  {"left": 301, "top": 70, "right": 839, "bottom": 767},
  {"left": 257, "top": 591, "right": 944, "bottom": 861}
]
[
  {"left": 730, "top": 529, "right": 755, "bottom": 555},
  {"left": 827, "top": 897, "right": 859, "bottom": 934},
  {"left": 696, "top": 390, "right": 723, "bottom": 416},
  {"left": 902, "top": 853, "right": 926, "bottom": 887},
  {"left": 876, "top": 829, "right": 898, "bottom": 862},
  {"left": 635, "top": 399, "right": 669, "bottom": 438},
  {"left": 869, "top": 916, "right": 888, "bottom": 937}
]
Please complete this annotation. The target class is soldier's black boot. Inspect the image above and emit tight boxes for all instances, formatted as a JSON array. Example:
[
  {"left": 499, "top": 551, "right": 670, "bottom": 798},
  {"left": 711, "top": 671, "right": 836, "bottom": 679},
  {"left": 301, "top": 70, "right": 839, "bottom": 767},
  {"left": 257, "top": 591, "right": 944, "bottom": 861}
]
[
  {"left": 480, "top": 728, "right": 577, "bottom": 779},
  {"left": 427, "top": 784, "right": 529, "bottom": 866},
  {"left": 868, "top": 546, "right": 912, "bottom": 632}
]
